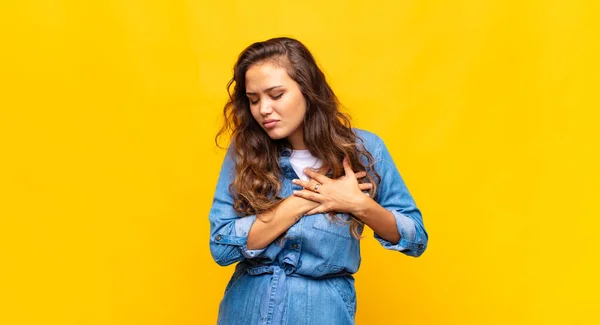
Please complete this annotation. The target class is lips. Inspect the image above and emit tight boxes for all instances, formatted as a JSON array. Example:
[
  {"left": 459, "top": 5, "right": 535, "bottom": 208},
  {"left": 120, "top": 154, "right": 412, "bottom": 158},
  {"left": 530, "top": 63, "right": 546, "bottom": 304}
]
[{"left": 263, "top": 120, "right": 279, "bottom": 129}]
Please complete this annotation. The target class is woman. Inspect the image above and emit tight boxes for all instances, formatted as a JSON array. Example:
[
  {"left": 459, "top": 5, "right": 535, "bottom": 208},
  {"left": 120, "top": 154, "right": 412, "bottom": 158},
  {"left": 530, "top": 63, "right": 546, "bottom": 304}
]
[{"left": 209, "top": 37, "right": 427, "bottom": 325}]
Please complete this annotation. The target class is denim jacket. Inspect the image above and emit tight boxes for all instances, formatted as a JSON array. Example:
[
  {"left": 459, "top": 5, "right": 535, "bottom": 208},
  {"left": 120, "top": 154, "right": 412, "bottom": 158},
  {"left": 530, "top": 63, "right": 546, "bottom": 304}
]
[{"left": 209, "top": 128, "right": 428, "bottom": 277}]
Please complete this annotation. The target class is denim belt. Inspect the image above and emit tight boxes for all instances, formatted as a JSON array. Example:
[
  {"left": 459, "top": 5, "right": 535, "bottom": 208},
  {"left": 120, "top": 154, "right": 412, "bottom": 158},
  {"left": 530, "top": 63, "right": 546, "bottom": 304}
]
[
  {"left": 247, "top": 264, "right": 293, "bottom": 325},
  {"left": 246, "top": 262, "right": 350, "bottom": 325}
]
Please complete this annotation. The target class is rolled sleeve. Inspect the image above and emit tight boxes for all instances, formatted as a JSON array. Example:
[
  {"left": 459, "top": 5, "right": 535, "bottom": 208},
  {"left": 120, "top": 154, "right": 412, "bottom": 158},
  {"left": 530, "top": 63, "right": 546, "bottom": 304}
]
[
  {"left": 209, "top": 146, "right": 265, "bottom": 266},
  {"left": 234, "top": 216, "right": 266, "bottom": 259},
  {"left": 363, "top": 131, "right": 428, "bottom": 257},
  {"left": 374, "top": 209, "right": 427, "bottom": 256}
]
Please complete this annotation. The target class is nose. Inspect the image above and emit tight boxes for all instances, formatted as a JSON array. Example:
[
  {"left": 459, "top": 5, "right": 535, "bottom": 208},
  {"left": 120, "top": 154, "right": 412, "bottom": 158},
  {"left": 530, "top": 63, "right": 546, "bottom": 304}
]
[{"left": 259, "top": 99, "right": 273, "bottom": 116}]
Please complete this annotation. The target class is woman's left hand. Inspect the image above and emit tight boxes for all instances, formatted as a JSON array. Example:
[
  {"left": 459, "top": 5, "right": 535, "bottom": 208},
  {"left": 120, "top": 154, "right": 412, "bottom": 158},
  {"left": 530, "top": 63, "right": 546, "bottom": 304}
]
[{"left": 292, "top": 156, "right": 371, "bottom": 216}]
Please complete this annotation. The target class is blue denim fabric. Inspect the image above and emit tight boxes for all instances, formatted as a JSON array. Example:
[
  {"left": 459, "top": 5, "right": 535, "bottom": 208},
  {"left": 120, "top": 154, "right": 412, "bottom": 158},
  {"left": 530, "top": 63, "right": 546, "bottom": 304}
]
[{"left": 209, "top": 129, "right": 428, "bottom": 325}]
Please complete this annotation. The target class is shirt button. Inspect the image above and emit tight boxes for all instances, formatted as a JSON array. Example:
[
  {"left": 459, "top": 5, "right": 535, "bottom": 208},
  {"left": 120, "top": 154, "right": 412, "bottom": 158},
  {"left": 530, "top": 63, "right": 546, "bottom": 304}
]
[
  {"left": 418, "top": 244, "right": 424, "bottom": 250},
  {"left": 215, "top": 235, "right": 222, "bottom": 241},
  {"left": 291, "top": 243, "right": 299, "bottom": 249}
]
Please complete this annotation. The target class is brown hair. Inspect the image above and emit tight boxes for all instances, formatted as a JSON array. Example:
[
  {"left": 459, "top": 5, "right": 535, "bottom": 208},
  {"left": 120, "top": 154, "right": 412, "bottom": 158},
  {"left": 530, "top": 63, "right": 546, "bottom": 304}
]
[{"left": 215, "top": 37, "right": 380, "bottom": 238}]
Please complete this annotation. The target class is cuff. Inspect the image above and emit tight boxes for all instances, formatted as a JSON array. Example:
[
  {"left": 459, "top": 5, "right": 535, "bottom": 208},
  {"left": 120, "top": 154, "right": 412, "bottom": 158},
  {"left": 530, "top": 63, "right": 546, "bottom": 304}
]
[
  {"left": 234, "top": 215, "right": 266, "bottom": 259},
  {"left": 374, "top": 209, "right": 425, "bottom": 253}
]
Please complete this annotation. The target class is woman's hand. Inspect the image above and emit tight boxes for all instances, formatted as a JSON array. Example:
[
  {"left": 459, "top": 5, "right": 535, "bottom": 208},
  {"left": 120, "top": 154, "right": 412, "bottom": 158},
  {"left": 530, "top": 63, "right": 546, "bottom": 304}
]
[{"left": 292, "top": 156, "right": 372, "bottom": 216}]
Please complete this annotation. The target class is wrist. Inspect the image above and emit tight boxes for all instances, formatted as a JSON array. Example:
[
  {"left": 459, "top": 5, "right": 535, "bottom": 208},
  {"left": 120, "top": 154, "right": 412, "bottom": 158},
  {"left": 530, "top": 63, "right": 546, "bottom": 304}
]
[
  {"left": 350, "top": 194, "right": 370, "bottom": 218},
  {"left": 286, "top": 195, "right": 319, "bottom": 214}
]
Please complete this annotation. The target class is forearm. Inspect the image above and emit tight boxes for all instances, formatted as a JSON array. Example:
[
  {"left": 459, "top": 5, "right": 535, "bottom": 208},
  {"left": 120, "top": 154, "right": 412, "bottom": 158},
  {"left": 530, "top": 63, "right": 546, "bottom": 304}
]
[
  {"left": 246, "top": 196, "right": 318, "bottom": 250},
  {"left": 352, "top": 195, "right": 401, "bottom": 244}
]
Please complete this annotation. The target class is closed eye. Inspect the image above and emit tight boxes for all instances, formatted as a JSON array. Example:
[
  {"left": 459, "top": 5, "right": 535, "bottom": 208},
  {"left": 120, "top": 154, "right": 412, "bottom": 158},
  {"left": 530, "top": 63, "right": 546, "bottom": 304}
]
[{"left": 247, "top": 93, "right": 282, "bottom": 105}]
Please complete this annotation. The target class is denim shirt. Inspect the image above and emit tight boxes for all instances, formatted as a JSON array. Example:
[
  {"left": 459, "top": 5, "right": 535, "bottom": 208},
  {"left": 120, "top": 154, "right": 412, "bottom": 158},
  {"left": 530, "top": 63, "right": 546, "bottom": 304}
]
[{"left": 209, "top": 128, "right": 428, "bottom": 277}]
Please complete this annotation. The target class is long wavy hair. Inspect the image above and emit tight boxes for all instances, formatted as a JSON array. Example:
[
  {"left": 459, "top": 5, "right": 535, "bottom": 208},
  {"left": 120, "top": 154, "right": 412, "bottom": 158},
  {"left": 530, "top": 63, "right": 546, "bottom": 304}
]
[{"left": 215, "top": 37, "right": 380, "bottom": 238}]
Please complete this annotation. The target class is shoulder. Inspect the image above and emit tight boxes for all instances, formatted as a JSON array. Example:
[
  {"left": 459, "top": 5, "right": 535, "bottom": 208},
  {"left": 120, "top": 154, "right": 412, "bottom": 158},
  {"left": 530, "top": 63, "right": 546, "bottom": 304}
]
[{"left": 352, "top": 128, "right": 385, "bottom": 151}]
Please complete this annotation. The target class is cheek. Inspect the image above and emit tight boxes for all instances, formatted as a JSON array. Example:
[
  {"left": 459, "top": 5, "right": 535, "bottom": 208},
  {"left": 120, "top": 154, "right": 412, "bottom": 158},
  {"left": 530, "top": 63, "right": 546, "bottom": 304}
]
[
  {"left": 284, "top": 94, "right": 307, "bottom": 118},
  {"left": 249, "top": 105, "right": 260, "bottom": 121},
  {"left": 293, "top": 97, "right": 307, "bottom": 120}
]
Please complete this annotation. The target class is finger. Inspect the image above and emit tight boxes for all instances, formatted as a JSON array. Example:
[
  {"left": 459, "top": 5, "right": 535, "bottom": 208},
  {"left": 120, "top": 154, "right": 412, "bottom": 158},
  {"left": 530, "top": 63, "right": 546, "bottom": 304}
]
[
  {"left": 358, "top": 183, "right": 373, "bottom": 191},
  {"left": 355, "top": 171, "right": 367, "bottom": 179},
  {"left": 318, "top": 165, "right": 329, "bottom": 175},
  {"left": 293, "top": 189, "right": 324, "bottom": 203},
  {"left": 307, "top": 181, "right": 321, "bottom": 192},
  {"left": 304, "top": 168, "right": 331, "bottom": 184},
  {"left": 342, "top": 156, "right": 355, "bottom": 178},
  {"left": 292, "top": 178, "right": 320, "bottom": 192},
  {"left": 291, "top": 178, "right": 311, "bottom": 189},
  {"left": 306, "top": 207, "right": 324, "bottom": 216}
]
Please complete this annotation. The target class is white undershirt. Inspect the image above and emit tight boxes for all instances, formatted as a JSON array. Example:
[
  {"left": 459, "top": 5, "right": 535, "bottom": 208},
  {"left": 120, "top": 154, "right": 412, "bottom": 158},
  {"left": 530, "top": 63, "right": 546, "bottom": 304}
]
[{"left": 289, "top": 149, "right": 323, "bottom": 181}]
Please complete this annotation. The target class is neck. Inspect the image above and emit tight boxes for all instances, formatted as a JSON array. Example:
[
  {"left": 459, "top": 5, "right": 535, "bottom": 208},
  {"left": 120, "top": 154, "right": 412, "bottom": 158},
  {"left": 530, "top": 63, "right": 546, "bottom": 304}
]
[{"left": 287, "top": 127, "right": 306, "bottom": 150}]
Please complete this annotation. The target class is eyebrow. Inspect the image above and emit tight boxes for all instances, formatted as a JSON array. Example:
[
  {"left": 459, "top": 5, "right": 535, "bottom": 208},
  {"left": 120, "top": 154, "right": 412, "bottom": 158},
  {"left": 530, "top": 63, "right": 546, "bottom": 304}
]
[{"left": 246, "top": 85, "right": 284, "bottom": 96}]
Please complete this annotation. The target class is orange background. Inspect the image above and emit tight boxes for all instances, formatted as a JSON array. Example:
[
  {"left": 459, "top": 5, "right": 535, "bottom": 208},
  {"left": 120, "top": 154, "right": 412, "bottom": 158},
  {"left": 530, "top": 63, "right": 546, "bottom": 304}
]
[{"left": 1, "top": 1, "right": 599, "bottom": 324}]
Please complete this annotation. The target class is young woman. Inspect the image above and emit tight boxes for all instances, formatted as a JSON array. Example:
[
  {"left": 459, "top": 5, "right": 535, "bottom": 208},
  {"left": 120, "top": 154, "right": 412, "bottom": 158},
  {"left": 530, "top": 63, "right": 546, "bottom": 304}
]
[{"left": 209, "top": 37, "right": 428, "bottom": 325}]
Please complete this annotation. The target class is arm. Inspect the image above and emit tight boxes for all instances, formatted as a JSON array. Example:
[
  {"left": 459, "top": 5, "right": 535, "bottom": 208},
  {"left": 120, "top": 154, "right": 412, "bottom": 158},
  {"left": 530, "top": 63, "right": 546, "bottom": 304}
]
[
  {"left": 247, "top": 167, "right": 375, "bottom": 249},
  {"left": 292, "top": 136, "right": 428, "bottom": 257},
  {"left": 209, "top": 146, "right": 317, "bottom": 266},
  {"left": 246, "top": 195, "right": 318, "bottom": 249},
  {"left": 367, "top": 135, "right": 428, "bottom": 257},
  {"left": 293, "top": 158, "right": 401, "bottom": 243},
  {"left": 351, "top": 196, "right": 401, "bottom": 244}
]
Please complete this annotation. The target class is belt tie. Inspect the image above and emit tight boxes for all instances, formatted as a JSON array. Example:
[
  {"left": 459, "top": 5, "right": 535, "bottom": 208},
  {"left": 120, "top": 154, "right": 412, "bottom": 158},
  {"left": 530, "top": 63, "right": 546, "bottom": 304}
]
[{"left": 247, "top": 261, "right": 296, "bottom": 325}]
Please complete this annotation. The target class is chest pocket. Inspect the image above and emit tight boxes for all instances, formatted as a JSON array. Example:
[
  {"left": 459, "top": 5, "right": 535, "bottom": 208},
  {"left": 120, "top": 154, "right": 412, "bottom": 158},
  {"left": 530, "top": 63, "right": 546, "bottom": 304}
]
[{"left": 312, "top": 213, "right": 352, "bottom": 239}]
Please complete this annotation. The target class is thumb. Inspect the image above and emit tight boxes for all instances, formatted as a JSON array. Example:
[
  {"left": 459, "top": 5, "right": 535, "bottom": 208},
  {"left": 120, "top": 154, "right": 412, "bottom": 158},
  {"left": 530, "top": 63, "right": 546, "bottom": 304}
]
[{"left": 343, "top": 156, "right": 355, "bottom": 178}]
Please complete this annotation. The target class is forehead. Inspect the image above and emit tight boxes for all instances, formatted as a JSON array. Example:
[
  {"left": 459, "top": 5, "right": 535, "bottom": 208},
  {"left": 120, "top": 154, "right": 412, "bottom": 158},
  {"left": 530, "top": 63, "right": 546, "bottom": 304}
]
[{"left": 245, "top": 62, "right": 293, "bottom": 91}]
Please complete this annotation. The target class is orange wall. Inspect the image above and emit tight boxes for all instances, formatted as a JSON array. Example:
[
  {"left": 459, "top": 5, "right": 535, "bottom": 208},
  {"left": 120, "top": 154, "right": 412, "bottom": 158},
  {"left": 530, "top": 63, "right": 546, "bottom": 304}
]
[{"left": 1, "top": 1, "right": 599, "bottom": 324}]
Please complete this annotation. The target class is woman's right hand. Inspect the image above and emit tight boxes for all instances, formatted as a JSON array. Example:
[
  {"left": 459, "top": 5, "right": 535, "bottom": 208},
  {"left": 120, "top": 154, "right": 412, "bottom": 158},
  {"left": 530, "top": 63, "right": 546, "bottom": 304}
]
[{"left": 296, "top": 169, "right": 372, "bottom": 215}]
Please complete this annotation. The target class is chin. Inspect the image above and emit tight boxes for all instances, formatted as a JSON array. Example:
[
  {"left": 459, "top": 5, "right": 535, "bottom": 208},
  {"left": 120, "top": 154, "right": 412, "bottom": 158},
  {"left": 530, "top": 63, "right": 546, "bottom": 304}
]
[{"left": 264, "top": 129, "right": 289, "bottom": 140}]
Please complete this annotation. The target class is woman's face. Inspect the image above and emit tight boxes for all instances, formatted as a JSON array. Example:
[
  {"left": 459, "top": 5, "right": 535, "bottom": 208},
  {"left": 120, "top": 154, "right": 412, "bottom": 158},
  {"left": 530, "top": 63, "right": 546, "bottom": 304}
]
[{"left": 245, "top": 61, "right": 307, "bottom": 150}]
